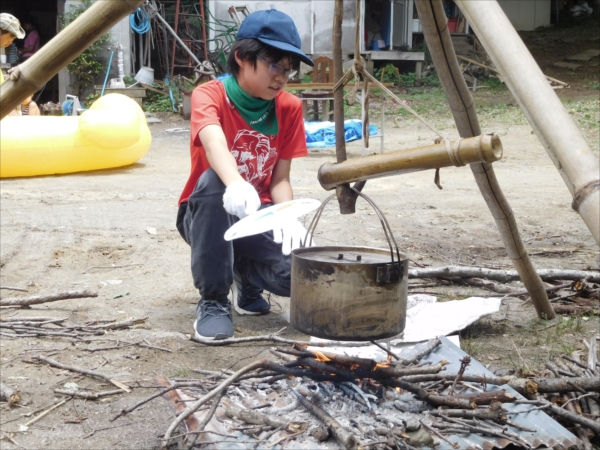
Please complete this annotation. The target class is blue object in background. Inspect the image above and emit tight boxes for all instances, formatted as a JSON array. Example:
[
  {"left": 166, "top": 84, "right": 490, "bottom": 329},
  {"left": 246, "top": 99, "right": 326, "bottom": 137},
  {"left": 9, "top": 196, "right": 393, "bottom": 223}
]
[
  {"left": 305, "top": 120, "right": 378, "bottom": 148},
  {"left": 380, "top": 1, "right": 392, "bottom": 48}
]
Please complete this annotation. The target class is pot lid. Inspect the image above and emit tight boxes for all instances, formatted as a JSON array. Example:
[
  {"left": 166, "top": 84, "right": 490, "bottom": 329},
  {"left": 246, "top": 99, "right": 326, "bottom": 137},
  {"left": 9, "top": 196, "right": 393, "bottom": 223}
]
[{"left": 294, "top": 246, "right": 402, "bottom": 265}]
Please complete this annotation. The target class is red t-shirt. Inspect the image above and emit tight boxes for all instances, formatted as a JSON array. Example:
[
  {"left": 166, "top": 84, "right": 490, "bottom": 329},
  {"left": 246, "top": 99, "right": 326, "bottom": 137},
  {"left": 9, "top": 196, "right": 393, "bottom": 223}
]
[{"left": 179, "top": 80, "right": 308, "bottom": 205}]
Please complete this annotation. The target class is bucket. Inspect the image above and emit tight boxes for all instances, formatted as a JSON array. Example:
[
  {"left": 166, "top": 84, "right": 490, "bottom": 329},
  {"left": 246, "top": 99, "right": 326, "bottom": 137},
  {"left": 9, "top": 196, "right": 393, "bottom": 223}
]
[
  {"left": 109, "top": 78, "right": 126, "bottom": 89},
  {"left": 290, "top": 191, "right": 408, "bottom": 341},
  {"left": 412, "top": 19, "right": 422, "bottom": 33},
  {"left": 371, "top": 39, "right": 385, "bottom": 51},
  {"left": 134, "top": 66, "right": 154, "bottom": 86},
  {"left": 448, "top": 18, "right": 459, "bottom": 33}
]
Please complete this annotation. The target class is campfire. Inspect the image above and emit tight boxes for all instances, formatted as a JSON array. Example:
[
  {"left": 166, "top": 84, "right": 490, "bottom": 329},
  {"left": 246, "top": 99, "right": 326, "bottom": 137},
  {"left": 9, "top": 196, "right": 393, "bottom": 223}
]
[{"left": 105, "top": 335, "right": 598, "bottom": 449}]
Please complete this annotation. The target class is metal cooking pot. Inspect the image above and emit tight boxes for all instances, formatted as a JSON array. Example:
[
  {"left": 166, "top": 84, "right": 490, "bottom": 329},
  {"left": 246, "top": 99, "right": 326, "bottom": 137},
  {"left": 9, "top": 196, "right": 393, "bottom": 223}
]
[{"left": 290, "top": 191, "right": 408, "bottom": 341}]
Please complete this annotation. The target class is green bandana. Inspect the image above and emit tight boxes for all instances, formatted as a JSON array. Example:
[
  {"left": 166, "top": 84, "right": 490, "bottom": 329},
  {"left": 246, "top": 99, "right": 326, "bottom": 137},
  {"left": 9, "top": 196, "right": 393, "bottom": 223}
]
[{"left": 223, "top": 76, "right": 278, "bottom": 135}]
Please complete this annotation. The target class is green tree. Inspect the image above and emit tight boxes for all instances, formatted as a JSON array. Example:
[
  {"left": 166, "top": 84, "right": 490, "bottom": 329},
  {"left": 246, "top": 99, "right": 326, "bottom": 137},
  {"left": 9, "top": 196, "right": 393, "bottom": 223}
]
[{"left": 61, "top": 0, "right": 111, "bottom": 98}]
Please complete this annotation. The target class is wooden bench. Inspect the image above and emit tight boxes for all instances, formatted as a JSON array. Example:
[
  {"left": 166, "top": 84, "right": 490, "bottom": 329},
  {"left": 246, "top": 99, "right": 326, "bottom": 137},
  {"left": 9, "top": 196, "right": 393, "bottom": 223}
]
[{"left": 364, "top": 51, "right": 426, "bottom": 86}]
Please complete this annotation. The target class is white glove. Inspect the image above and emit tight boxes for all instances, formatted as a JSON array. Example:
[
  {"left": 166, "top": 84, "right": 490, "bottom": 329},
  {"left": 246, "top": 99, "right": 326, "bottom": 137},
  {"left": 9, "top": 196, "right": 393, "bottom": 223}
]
[
  {"left": 272, "top": 219, "right": 315, "bottom": 256},
  {"left": 223, "top": 180, "right": 261, "bottom": 218}
]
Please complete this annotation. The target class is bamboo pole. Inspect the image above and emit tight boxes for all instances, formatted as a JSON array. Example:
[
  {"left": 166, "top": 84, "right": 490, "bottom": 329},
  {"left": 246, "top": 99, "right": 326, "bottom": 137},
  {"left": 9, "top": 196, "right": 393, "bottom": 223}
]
[
  {"left": 455, "top": 0, "right": 599, "bottom": 245},
  {"left": 318, "top": 134, "right": 502, "bottom": 190},
  {"left": 414, "top": 0, "right": 554, "bottom": 319},
  {"left": 0, "top": 0, "right": 145, "bottom": 119},
  {"left": 332, "top": 0, "right": 359, "bottom": 214}
]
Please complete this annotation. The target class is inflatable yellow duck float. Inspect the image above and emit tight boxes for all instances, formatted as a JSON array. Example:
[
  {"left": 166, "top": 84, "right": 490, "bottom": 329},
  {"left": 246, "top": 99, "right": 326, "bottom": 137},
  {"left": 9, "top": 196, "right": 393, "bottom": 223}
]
[{"left": 0, "top": 93, "right": 151, "bottom": 178}]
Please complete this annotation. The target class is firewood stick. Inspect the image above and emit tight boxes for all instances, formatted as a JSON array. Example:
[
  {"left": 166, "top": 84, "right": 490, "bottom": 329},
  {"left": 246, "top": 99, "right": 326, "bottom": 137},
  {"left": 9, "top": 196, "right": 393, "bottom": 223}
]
[
  {"left": 161, "top": 360, "right": 272, "bottom": 447},
  {"left": 0, "top": 318, "right": 66, "bottom": 326},
  {"left": 0, "top": 289, "right": 98, "bottom": 307},
  {"left": 353, "top": 361, "right": 448, "bottom": 379},
  {"left": 369, "top": 340, "right": 401, "bottom": 360},
  {"left": 1, "top": 325, "right": 80, "bottom": 338},
  {"left": 190, "top": 333, "right": 308, "bottom": 347},
  {"left": 432, "top": 405, "right": 507, "bottom": 422},
  {"left": 387, "top": 376, "right": 516, "bottom": 407},
  {"left": 461, "top": 277, "right": 522, "bottom": 294},
  {"left": 0, "top": 286, "right": 28, "bottom": 292},
  {"left": 400, "top": 374, "right": 600, "bottom": 395},
  {"left": 22, "top": 399, "right": 69, "bottom": 427},
  {"left": 110, "top": 381, "right": 207, "bottom": 421},
  {"left": 561, "top": 354, "right": 593, "bottom": 372},
  {"left": 292, "top": 389, "right": 361, "bottom": 450},
  {"left": 0, "top": 316, "right": 64, "bottom": 322},
  {"left": 449, "top": 356, "right": 471, "bottom": 395},
  {"left": 191, "top": 333, "right": 374, "bottom": 348},
  {"left": 289, "top": 344, "right": 379, "bottom": 369},
  {"left": 32, "top": 355, "right": 131, "bottom": 392},
  {"left": 408, "top": 267, "right": 600, "bottom": 283},
  {"left": 419, "top": 420, "right": 459, "bottom": 449},
  {"left": 0, "top": 381, "right": 21, "bottom": 406},
  {"left": 183, "top": 391, "right": 225, "bottom": 450},
  {"left": 398, "top": 337, "right": 441, "bottom": 366},
  {"left": 54, "top": 388, "right": 123, "bottom": 399},
  {"left": 453, "top": 416, "right": 531, "bottom": 448},
  {"left": 534, "top": 397, "right": 600, "bottom": 435},
  {"left": 85, "top": 317, "right": 147, "bottom": 330},
  {"left": 238, "top": 370, "right": 281, "bottom": 381},
  {"left": 221, "top": 399, "right": 300, "bottom": 431},
  {"left": 545, "top": 361, "right": 562, "bottom": 377},
  {"left": 575, "top": 426, "right": 593, "bottom": 450}
]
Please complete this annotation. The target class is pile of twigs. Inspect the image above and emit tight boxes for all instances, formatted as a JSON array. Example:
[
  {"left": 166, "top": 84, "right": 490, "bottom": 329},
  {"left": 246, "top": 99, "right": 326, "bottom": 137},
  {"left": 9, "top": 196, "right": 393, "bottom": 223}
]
[
  {"left": 0, "top": 316, "right": 147, "bottom": 339},
  {"left": 108, "top": 337, "right": 599, "bottom": 449}
]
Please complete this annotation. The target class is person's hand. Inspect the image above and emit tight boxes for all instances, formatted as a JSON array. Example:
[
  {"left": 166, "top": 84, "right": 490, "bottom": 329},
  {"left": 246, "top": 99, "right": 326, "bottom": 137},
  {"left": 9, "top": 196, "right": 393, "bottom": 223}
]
[
  {"left": 7, "top": 66, "right": 20, "bottom": 82},
  {"left": 272, "top": 219, "right": 315, "bottom": 256},
  {"left": 223, "top": 180, "right": 261, "bottom": 218}
]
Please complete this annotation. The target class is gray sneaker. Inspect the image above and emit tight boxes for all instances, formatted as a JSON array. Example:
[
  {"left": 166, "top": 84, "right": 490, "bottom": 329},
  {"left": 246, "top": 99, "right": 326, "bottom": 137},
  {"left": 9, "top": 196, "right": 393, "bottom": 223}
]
[
  {"left": 232, "top": 268, "right": 271, "bottom": 316},
  {"left": 194, "top": 298, "right": 233, "bottom": 340}
]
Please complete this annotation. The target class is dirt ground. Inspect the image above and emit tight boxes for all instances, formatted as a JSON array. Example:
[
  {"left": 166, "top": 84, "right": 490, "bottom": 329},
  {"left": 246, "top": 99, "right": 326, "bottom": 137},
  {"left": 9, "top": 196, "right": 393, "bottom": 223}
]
[{"left": 1, "top": 21, "right": 599, "bottom": 450}]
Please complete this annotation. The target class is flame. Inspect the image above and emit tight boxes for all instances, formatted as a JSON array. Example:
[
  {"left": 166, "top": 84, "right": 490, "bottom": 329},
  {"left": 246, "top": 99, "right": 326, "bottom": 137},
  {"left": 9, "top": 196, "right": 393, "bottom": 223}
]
[
  {"left": 374, "top": 362, "right": 391, "bottom": 370},
  {"left": 396, "top": 387, "right": 402, "bottom": 394},
  {"left": 314, "top": 351, "right": 331, "bottom": 363},
  {"left": 387, "top": 353, "right": 392, "bottom": 363}
]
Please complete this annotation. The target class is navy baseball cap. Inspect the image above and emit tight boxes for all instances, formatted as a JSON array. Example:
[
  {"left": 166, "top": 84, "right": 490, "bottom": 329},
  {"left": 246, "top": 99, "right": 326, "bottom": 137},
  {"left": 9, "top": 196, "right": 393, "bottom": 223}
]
[{"left": 237, "top": 9, "right": 314, "bottom": 67}]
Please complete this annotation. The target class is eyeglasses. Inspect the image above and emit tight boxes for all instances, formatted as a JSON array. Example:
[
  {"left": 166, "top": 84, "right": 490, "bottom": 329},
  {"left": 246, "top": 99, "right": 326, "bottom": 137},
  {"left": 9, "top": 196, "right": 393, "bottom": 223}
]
[{"left": 257, "top": 55, "right": 297, "bottom": 79}]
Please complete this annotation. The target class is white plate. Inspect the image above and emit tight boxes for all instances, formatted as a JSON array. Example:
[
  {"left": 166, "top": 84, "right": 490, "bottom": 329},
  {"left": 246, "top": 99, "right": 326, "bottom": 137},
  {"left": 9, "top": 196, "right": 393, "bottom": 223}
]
[{"left": 224, "top": 198, "right": 321, "bottom": 241}]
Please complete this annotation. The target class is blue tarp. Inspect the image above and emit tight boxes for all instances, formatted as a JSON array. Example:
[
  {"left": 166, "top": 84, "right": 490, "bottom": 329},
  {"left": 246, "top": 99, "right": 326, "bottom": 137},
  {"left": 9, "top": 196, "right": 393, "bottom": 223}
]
[{"left": 305, "top": 119, "right": 378, "bottom": 148}]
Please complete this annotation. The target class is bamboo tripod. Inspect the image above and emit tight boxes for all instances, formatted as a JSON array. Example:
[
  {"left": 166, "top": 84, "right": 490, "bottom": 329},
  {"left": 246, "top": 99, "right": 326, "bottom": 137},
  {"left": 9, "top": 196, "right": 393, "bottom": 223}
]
[{"left": 328, "top": 0, "right": 556, "bottom": 319}]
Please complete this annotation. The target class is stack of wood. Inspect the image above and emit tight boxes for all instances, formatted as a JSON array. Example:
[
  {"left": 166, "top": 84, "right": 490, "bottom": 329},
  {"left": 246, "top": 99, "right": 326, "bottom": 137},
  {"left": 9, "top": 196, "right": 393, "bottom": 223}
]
[
  {"left": 454, "top": 36, "right": 569, "bottom": 91},
  {"left": 110, "top": 336, "right": 600, "bottom": 449}
]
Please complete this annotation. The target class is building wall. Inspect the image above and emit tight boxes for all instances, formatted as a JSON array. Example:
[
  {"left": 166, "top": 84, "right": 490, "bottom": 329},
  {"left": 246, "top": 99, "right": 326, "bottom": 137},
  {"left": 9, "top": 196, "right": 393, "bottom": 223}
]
[
  {"left": 497, "top": 0, "right": 551, "bottom": 31},
  {"left": 58, "top": 0, "right": 132, "bottom": 101},
  {"left": 207, "top": 0, "right": 358, "bottom": 57}
]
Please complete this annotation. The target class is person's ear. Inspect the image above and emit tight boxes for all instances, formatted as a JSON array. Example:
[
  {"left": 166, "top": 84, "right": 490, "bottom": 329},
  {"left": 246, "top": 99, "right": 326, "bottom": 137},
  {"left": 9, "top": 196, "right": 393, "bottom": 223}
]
[{"left": 234, "top": 50, "right": 245, "bottom": 68}]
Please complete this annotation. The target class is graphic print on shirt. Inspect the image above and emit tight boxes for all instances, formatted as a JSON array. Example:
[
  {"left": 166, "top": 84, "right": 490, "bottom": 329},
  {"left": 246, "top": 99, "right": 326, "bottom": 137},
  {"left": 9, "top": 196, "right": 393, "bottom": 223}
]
[{"left": 230, "top": 130, "right": 277, "bottom": 194}]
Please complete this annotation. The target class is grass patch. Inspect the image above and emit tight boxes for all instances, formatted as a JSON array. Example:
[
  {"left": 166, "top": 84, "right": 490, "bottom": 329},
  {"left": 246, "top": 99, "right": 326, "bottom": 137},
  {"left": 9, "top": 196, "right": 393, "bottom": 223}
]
[
  {"left": 459, "top": 324, "right": 485, "bottom": 358},
  {"left": 565, "top": 98, "right": 600, "bottom": 152}
]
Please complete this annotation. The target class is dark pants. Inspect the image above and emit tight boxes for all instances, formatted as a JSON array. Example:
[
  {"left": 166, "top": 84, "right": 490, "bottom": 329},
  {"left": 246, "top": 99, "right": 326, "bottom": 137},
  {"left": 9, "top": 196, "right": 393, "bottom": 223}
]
[{"left": 176, "top": 169, "right": 291, "bottom": 299}]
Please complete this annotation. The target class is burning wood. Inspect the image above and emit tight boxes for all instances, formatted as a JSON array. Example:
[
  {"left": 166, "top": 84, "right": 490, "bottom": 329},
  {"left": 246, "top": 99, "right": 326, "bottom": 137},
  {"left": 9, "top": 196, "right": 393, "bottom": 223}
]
[{"left": 108, "top": 337, "right": 596, "bottom": 448}]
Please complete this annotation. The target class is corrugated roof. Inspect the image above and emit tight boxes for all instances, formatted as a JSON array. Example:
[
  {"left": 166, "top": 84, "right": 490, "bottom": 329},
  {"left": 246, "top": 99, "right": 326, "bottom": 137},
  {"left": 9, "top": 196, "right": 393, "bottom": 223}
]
[{"left": 407, "top": 335, "right": 582, "bottom": 450}]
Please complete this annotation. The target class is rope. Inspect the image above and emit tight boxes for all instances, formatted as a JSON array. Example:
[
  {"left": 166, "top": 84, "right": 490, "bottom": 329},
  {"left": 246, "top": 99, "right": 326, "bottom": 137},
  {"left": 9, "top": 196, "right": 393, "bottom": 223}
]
[
  {"left": 100, "top": 51, "right": 115, "bottom": 97},
  {"left": 130, "top": 8, "right": 151, "bottom": 34}
]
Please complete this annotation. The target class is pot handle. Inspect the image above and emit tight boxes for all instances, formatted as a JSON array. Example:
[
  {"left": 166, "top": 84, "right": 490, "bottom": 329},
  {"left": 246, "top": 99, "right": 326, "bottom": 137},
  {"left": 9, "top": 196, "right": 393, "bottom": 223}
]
[{"left": 303, "top": 188, "right": 402, "bottom": 263}]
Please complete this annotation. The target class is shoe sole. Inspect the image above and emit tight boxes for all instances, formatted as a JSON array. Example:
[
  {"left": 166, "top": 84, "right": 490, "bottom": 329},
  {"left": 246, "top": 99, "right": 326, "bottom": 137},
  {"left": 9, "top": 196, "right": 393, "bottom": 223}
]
[
  {"left": 231, "top": 282, "right": 269, "bottom": 316},
  {"left": 193, "top": 320, "right": 231, "bottom": 340}
]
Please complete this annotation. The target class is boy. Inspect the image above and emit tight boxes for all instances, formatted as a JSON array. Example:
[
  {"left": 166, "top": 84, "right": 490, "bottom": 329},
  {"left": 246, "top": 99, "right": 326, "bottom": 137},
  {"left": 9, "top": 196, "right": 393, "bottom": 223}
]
[
  {"left": 176, "top": 10, "right": 314, "bottom": 339},
  {"left": 0, "top": 13, "right": 25, "bottom": 116}
]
